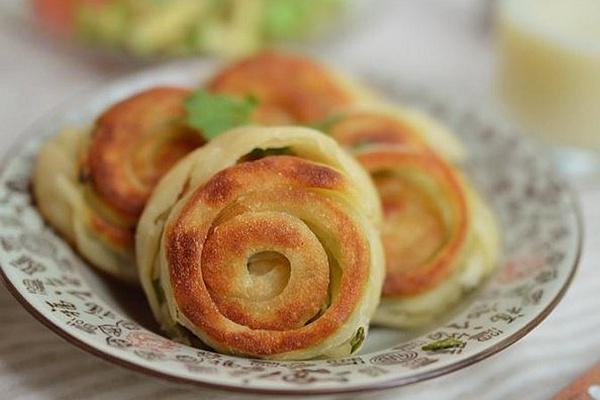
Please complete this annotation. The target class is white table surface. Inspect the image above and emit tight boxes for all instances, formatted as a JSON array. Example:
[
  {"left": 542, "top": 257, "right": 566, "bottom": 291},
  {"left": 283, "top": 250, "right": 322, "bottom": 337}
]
[{"left": 1, "top": 1, "right": 600, "bottom": 399}]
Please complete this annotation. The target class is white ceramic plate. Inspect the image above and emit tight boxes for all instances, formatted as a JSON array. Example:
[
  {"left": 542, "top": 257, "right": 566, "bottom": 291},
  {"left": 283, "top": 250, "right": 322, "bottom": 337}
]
[{"left": 0, "top": 61, "right": 581, "bottom": 395}]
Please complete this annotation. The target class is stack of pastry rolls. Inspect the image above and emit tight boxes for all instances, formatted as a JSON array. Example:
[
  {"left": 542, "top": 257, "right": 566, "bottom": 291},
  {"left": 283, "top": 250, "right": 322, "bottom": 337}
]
[{"left": 33, "top": 51, "right": 499, "bottom": 360}]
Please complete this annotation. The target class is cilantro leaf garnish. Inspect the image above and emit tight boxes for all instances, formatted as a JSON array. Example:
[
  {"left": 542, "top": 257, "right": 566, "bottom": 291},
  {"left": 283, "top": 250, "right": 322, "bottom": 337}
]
[
  {"left": 246, "top": 147, "right": 293, "bottom": 159},
  {"left": 421, "top": 338, "right": 465, "bottom": 352},
  {"left": 350, "top": 327, "right": 365, "bottom": 353},
  {"left": 184, "top": 90, "right": 258, "bottom": 140},
  {"left": 237, "top": 147, "right": 294, "bottom": 163}
]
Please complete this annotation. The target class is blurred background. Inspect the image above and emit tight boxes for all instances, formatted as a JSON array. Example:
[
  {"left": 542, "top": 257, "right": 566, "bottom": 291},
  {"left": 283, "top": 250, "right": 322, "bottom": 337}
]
[
  {"left": 1, "top": 1, "right": 600, "bottom": 399},
  {"left": 0, "top": 0, "right": 496, "bottom": 150}
]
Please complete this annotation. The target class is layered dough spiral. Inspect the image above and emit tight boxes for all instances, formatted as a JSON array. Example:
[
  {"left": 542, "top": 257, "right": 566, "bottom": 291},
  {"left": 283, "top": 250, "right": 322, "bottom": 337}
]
[
  {"left": 33, "top": 87, "right": 204, "bottom": 282},
  {"left": 325, "top": 108, "right": 499, "bottom": 328},
  {"left": 136, "top": 126, "right": 384, "bottom": 359}
]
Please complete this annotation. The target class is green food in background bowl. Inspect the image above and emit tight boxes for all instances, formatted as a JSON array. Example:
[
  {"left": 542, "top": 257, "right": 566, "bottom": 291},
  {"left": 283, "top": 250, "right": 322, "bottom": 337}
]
[{"left": 66, "top": 0, "right": 345, "bottom": 57}]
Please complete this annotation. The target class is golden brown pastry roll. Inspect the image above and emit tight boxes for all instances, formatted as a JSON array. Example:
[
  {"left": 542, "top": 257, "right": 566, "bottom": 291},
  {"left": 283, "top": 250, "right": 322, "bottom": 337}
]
[
  {"left": 136, "top": 126, "right": 384, "bottom": 359},
  {"left": 323, "top": 110, "right": 498, "bottom": 328},
  {"left": 365, "top": 149, "right": 497, "bottom": 328},
  {"left": 206, "top": 51, "right": 373, "bottom": 125},
  {"left": 33, "top": 87, "right": 204, "bottom": 282}
]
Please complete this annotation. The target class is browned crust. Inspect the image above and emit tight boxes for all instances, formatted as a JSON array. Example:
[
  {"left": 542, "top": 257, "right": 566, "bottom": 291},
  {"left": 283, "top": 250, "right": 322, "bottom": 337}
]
[
  {"left": 87, "top": 87, "right": 204, "bottom": 218},
  {"left": 207, "top": 51, "right": 357, "bottom": 124},
  {"left": 164, "top": 156, "right": 370, "bottom": 356},
  {"left": 202, "top": 212, "right": 329, "bottom": 331},
  {"left": 88, "top": 213, "right": 135, "bottom": 249},
  {"left": 199, "top": 156, "right": 345, "bottom": 207},
  {"left": 327, "top": 111, "right": 430, "bottom": 152},
  {"left": 358, "top": 151, "right": 469, "bottom": 296}
]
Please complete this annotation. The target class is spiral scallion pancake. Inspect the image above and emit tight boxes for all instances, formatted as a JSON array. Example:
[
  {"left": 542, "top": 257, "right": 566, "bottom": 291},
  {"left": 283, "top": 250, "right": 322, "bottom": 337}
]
[
  {"left": 207, "top": 51, "right": 374, "bottom": 125},
  {"left": 366, "top": 150, "right": 497, "bottom": 327},
  {"left": 325, "top": 111, "right": 498, "bottom": 328},
  {"left": 136, "top": 126, "right": 384, "bottom": 359},
  {"left": 33, "top": 87, "right": 204, "bottom": 282}
]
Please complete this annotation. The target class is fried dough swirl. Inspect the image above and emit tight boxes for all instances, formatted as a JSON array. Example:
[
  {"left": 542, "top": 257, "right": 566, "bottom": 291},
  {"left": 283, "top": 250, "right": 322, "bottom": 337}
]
[
  {"left": 325, "top": 110, "right": 499, "bottom": 328},
  {"left": 33, "top": 87, "right": 204, "bottom": 282},
  {"left": 136, "top": 126, "right": 384, "bottom": 359}
]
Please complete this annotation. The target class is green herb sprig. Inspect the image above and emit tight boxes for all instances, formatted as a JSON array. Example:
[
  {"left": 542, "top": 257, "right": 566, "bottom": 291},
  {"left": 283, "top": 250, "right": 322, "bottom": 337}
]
[
  {"left": 184, "top": 89, "right": 258, "bottom": 140},
  {"left": 421, "top": 338, "right": 465, "bottom": 352}
]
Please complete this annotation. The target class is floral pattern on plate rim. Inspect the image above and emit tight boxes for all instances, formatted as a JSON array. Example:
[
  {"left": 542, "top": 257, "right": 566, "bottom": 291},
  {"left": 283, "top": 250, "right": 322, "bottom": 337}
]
[{"left": 0, "top": 61, "right": 581, "bottom": 395}]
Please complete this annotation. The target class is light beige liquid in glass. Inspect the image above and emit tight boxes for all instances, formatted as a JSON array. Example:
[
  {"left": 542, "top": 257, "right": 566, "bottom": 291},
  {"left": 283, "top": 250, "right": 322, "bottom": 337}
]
[{"left": 496, "top": 0, "right": 600, "bottom": 151}]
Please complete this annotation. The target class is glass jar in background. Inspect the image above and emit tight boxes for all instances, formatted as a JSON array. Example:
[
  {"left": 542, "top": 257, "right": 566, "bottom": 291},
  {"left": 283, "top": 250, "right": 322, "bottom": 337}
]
[{"left": 495, "top": 0, "right": 600, "bottom": 180}]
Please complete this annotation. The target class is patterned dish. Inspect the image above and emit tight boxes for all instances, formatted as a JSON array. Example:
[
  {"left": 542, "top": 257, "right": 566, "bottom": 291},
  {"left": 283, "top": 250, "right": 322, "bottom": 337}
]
[{"left": 0, "top": 61, "right": 581, "bottom": 395}]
